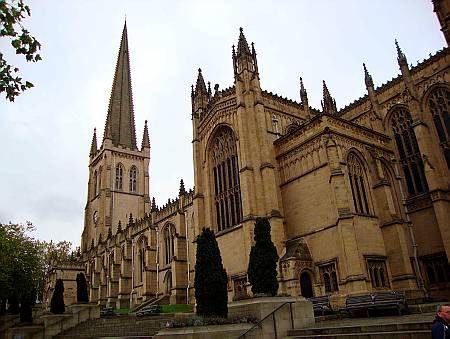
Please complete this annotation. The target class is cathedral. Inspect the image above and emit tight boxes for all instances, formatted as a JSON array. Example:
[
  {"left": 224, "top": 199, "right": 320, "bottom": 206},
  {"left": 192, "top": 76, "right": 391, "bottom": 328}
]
[{"left": 76, "top": 1, "right": 450, "bottom": 309}]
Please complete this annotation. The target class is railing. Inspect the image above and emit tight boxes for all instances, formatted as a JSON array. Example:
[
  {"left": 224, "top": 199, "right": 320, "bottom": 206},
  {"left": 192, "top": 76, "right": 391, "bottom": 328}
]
[{"left": 238, "top": 301, "right": 294, "bottom": 339}]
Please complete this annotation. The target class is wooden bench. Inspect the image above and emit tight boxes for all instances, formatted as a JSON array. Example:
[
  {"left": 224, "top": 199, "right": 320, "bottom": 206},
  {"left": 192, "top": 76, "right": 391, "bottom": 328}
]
[
  {"left": 100, "top": 307, "right": 114, "bottom": 317},
  {"left": 343, "top": 291, "right": 407, "bottom": 317},
  {"left": 136, "top": 304, "right": 161, "bottom": 316},
  {"left": 307, "top": 295, "right": 331, "bottom": 316}
]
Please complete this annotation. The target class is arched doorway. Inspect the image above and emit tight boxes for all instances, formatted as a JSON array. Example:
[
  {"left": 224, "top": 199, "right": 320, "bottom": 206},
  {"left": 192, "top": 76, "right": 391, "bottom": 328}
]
[
  {"left": 164, "top": 271, "right": 172, "bottom": 295},
  {"left": 300, "top": 272, "right": 314, "bottom": 298}
]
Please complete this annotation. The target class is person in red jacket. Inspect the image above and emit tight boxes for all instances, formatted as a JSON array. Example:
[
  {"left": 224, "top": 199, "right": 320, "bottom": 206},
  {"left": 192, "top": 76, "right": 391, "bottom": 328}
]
[{"left": 432, "top": 304, "right": 450, "bottom": 339}]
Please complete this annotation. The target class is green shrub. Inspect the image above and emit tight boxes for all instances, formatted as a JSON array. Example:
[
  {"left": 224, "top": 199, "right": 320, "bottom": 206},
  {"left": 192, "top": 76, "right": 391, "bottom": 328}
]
[
  {"left": 194, "top": 228, "right": 228, "bottom": 318},
  {"left": 50, "top": 279, "right": 65, "bottom": 314},
  {"left": 247, "top": 217, "right": 279, "bottom": 296},
  {"left": 76, "top": 273, "right": 89, "bottom": 303}
]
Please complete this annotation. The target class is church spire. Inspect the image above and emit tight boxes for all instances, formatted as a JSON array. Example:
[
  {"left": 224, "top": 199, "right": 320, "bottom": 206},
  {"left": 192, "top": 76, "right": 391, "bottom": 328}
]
[
  {"left": 233, "top": 27, "right": 258, "bottom": 77},
  {"left": 321, "top": 80, "right": 337, "bottom": 115},
  {"left": 395, "top": 39, "right": 408, "bottom": 68},
  {"left": 195, "top": 68, "right": 207, "bottom": 96},
  {"left": 90, "top": 128, "right": 98, "bottom": 157},
  {"left": 141, "top": 120, "right": 150, "bottom": 149},
  {"left": 103, "top": 21, "right": 137, "bottom": 150},
  {"left": 237, "top": 27, "right": 251, "bottom": 57}
]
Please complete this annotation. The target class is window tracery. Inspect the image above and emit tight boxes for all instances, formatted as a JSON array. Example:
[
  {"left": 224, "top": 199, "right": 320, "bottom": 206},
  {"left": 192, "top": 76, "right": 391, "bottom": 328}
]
[
  {"left": 210, "top": 127, "right": 243, "bottom": 232},
  {"left": 163, "top": 225, "right": 175, "bottom": 265},
  {"left": 428, "top": 87, "right": 450, "bottom": 170},
  {"left": 347, "top": 153, "right": 370, "bottom": 215},
  {"left": 319, "top": 263, "right": 338, "bottom": 293},
  {"left": 367, "top": 259, "right": 389, "bottom": 288},
  {"left": 115, "top": 164, "right": 123, "bottom": 190},
  {"left": 391, "top": 108, "right": 428, "bottom": 196},
  {"left": 129, "top": 166, "right": 137, "bottom": 192}
]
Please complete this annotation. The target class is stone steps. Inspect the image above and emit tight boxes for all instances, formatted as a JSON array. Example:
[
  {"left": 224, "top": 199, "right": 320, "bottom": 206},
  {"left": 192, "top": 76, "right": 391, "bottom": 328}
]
[
  {"left": 286, "top": 330, "right": 429, "bottom": 338},
  {"left": 286, "top": 313, "right": 433, "bottom": 339},
  {"left": 56, "top": 314, "right": 175, "bottom": 338}
]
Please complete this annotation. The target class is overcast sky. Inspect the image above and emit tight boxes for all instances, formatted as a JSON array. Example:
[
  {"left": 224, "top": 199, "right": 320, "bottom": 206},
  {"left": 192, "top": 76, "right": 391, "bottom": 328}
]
[{"left": 0, "top": 0, "right": 446, "bottom": 247}]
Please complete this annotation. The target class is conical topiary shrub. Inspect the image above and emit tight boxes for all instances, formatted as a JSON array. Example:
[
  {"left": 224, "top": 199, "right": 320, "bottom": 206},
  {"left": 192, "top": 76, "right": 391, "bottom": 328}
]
[
  {"left": 19, "top": 291, "right": 33, "bottom": 323},
  {"left": 50, "top": 278, "right": 65, "bottom": 314},
  {"left": 194, "top": 228, "right": 228, "bottom": 318},
  {"left": 76, "top": 273, "right": 89, "bottom": 303},
  {"left": 247, "top": 217, "right": 279, "bottom": 296}
]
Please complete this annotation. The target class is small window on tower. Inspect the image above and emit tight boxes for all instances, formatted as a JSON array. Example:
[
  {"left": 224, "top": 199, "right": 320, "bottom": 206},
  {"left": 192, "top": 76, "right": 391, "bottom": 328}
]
[
  {"left": 115, "top": 164, "right": 123, "bottom": 190},
  {"left": 129, "top": 166, "right": 137, "bottom": 192}
]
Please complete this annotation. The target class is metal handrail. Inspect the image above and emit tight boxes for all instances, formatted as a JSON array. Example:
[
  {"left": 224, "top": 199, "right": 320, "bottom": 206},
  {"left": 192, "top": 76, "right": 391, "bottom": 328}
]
[{"left": 237, "top": 301, "right": 294, "bottom": 339}]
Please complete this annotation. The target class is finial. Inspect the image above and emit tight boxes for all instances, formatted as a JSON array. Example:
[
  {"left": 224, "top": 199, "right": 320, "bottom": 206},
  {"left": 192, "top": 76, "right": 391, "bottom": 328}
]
[
  {"left": 198, "top": 68, "right": 202, "bottom": 73},
  {"left": 363, "top": 63, "right": 374, "bottom": 89},
  {"left": 191, "top": 84, "right": 194, "bottom": 97},
  {"left": 395, "top": 39, "right": 407, "bottom": 65},
  {"left": 179, "top": 179, "right": 186, "bottom": 196},
  {"left": 239, "top": 27, "right": 243, "bottom": 33}
]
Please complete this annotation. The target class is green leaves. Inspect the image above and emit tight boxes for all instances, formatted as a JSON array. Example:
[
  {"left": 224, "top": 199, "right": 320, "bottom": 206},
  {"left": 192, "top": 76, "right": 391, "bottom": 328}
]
[
  {"left": 0, "top": 0, "right": 42, "bottom": 101},
  {"left": 0, "top": 222, "right": 79, "bottom": 309},
  {"left": 247, "top": 217, "right": 279, "bottom": 296}
]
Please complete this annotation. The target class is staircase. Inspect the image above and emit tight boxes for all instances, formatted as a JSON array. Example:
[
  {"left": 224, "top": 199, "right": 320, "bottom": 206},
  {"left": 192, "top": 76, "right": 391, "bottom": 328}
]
[
  {"left": 285, "top": 313, "right": 434, "bottom": 338},
  {"left": 55, "top": 314, "right": 175, "bottom": 338}
]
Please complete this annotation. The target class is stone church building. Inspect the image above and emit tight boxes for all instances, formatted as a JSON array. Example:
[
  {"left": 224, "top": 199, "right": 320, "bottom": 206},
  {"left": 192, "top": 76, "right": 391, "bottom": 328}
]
[{"left": 77, "top": 1, "right": 450, "bottom": 309}]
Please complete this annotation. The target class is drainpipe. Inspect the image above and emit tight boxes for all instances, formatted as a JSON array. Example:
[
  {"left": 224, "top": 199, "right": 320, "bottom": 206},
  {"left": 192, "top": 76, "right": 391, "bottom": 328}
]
[
  {"left": 185, "top": 217, "right": 190, "bottom": 304},
  {"left": 156, "top": 226, "right": 160, "bottom": 298},
  {"left": 130, "top": 237, "right": 135, "bottom": 309},
  {"left": 391, "top": 158, "right": 428, "bottom": 297}
]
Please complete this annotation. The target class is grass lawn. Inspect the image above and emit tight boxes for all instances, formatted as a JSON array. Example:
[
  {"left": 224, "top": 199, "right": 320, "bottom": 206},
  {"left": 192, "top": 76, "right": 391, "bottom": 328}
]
[
  {"left": 114, "top": 308, "right": 130, "bottom": 315},
  {"left": 160, "top": 304, "right": 194, "bottom": 313}
]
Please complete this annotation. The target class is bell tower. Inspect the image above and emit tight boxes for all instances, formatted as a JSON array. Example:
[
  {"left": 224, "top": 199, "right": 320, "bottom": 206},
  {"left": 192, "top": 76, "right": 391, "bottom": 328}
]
[{"left": 81, "top": 22, "right": 150, "bottom": 252}]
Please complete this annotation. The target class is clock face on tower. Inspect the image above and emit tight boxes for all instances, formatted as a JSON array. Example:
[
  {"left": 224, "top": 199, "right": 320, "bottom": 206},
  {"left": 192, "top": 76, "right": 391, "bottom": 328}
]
[{"left": 93, "top": 211, "right": 99, "bottom": 226}]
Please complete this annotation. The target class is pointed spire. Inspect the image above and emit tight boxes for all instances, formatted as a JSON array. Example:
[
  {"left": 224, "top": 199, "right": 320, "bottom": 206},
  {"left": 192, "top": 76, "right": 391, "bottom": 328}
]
[
  {"left": 395, "top": 39, "right": 408, "bottom": 67},
  {"left": 90, "top": 128, "right": 98, "bottom": 156},
  {"left": 179, "top": 179, "right": 186, "bottom": 196},
  {"left": 237, "top": 27, "right": 251, "bottom": 57},
  {"left": 117, "top": 220, "right": 122, "bottom": 233},
  {"left": 363, "top": 63, "right": 374, "bottom": 90},
  {"left": 103, "top": 21, "right": 137, "bottom": 149},
  {"left": 107, "top": 227, "right": 112, "bottom": 239},
  {"left": 300, "top": 77, "right": 308, "bottom": 105},
  {"left": 141, "top": 120, "right": 150, "bottom": 149},
  {"left": 195, "top": 68, "right": 207, "bottom": 96},
  {"left": 300, "top": 77, "right": 310, "bottom": 118},
  {"left": 321, "top": 80, "right": 338, "bottom": 115},
  {"left": 128, "top": 213, "right": 133, "bottom": 226},
  {"left": 151, "top": 197, "right": 156, "bottom": 212}
]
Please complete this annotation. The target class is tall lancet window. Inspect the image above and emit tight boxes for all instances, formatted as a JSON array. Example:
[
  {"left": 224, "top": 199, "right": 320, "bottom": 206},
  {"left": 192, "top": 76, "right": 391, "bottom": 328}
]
[
  {"left": 210, "top": 126, "right": 243, "bottom": 232},
  {"left": 115, "top": 164, "right": 123, "bottom": 190},
  {"left": 163, "top": 224, "right": 175, "bottom": 265},
  {"left": 347, "top": 153, "right": 370, "bottom": 215},
  {"left": 129, "top": 166, "right": 137, "bottom": 192},
  {"left": 391, "top": 108, "right": 428, "bottom": 196},
  {"left": 93, "top": 170, "right": 98, "bottom": 198},
  {"left": 428, "top": 87, "right": 450, "bottom": 170}
]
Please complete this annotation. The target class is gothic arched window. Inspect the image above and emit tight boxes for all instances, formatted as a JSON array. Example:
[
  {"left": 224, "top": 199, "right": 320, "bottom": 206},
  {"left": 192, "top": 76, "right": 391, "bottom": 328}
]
[
  {"left": 93, "top": 170, "right": 98, "bottom": 197},
  {"left": 428, "top": 87, "right": 450, "bottom": 170},
  {"left": 129, "top": 166, "right": 137, "bottom": 192},
  {"left": 137, "top": 237, "right": 147, "bottom": 283},
  {"left": 163, "top": 225, "right": 175, "bottom": 265},
  {"left": 391, "top": 108, "right": 428, "bottom": 196},
  {"left": 347, "top": 153, "right": 370, "bottom": 215},
  {"left": 210, "top": 126, "right": 243, "bottom": 232},
  {"left": 115, "top": 164, "right": 123, "bottom": 190}
]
